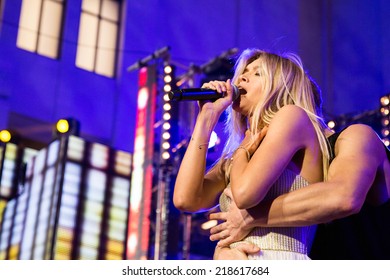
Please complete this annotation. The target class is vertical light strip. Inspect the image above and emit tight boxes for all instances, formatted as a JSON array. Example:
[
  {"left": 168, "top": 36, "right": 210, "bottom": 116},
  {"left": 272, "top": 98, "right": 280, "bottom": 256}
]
[
  {"left": 0, "top": 143, "right": 18, "bottom": 198},
  {"left": 79, "top": 168, "right": 105, "bottom": 259},
  {"left": 161, "top": 64, "right": 174, "bottom": 161},
  {"left": 380, "top": 94, "right": 390, "bottom": 146},
  {"left": 0, "top": 199, "right": 17, "bottom": 259},
  {"left": 54, "top": 136, "right": 84, "bottom": 259},
  {"left": 19, "top": 149, "right": 46, "bottom": 259},
  {"left": 127, "top": 66, "right": 156, "bottom": 259},
  {"left": 154, "top": 62, "right": 175, "bottom": 259},
  {"left": 106, "top": 176, "right": 129, "bottom": 259},
  {"left": 55, "top": 161, "right": 82, "bottom": 259},
  {"left": 0, "top": 144, "right": 38, "bottom": 260}
]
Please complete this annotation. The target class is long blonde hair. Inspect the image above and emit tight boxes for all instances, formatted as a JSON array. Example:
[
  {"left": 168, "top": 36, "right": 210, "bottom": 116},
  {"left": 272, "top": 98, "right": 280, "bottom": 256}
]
[{"left": 221, "top": 48, "right": 330, "bottom": 178}]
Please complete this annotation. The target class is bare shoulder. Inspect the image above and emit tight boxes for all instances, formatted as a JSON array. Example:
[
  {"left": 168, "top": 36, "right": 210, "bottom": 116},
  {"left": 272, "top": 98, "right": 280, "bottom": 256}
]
[
  {"left": 270, "top": 105, "right": 311, "bottom": 127},
  {"left": 336, "top": 124, "right": 386, "bottom": 159},
  {"left": 267, "top": 105, "right": 314, "bottom": 144},
  {"left": 274, "top": 104, "right": 309, "bottom": 117}
]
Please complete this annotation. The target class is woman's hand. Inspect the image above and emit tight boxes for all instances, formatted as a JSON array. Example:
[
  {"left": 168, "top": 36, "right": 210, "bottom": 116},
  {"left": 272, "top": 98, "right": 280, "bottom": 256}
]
[
  {"left": 240, "top": 126, "right": 269, "bottom": 156},
  {"left": 213, "top": 243, "right": 259, "bottom": 260},
  {"left": 198, "top": 79, "right": 236, "bottom": 116}
]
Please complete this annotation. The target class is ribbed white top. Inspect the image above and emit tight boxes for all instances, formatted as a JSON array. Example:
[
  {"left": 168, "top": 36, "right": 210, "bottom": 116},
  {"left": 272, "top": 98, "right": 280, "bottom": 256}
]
[{"left": 220, "top": 169, "right": 316, "bottom": 255}]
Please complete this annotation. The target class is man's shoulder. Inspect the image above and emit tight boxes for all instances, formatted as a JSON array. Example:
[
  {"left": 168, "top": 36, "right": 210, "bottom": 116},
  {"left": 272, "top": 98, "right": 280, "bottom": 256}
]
[
  {"left": 336, "top": 124, "right": 386, "bottom": 157},
  {"left": 340, "top": 124, "right": 377, "bottom": 137},
  {"left": 339, "top": 124, "right": 380, "bottom": 144}
]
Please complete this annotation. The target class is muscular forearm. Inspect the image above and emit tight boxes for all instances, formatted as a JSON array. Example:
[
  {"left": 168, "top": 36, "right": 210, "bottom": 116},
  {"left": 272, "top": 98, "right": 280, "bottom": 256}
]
[
  {"left": 209, "top": 179, "right": 363, "bottom": 247},
  {"left": 246, "top": 181, "right": 360, "bottom": 228}
]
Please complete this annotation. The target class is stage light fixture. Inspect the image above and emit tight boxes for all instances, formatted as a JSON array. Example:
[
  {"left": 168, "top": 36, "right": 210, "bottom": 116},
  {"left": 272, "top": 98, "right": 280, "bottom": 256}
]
[
  {"left": 380, "top": 96, "right": 390, "bottom": 106},
  {"left": 162, "top": 132, "right": 170, "bottom": 140},
  {"left": 54, "top": 118, "right": 80, "bottom": 138},
  {"left": 380, "top": 107, "right": 389, "bottom": 116},
  {"left": 327, "top": 120, "right": 336, "bottom": 130},
  {"left": 163, "top": 84, "right": 171, "bottom": 92},
  {"left": 163, "top": 113, "right": 171, "bottom": 121},
  {"left": 164, "top": 65, "right": 172, "bottom": 74},
  {"left": 209, "top": 131, "right": 218, "bottom": 149},
  {"left": 162, "top": 142, "right": 170, "bottom": 149},
  {"left": 162, "top": 151, "right": 170, "bottom": 160},
  {"left": 56, "top": 119, "right": 70, "bottom": 134},
  {"left": 159, "top": 63, "right": 176, "bottom": 163},
  {"left": 0, "top": 130, "right": 12, "bottom": 143}
]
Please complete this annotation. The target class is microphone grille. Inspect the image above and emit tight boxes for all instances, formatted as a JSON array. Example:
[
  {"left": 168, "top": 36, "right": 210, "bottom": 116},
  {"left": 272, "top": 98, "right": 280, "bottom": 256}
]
[{"left": 232, "top": 85, "right": 240, "bottom": 101}]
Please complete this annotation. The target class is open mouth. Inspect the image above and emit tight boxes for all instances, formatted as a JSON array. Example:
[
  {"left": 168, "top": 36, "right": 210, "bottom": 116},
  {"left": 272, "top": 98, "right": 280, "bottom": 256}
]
[{"left": 238, "top": 87, "right": 247, "bottom": 95}]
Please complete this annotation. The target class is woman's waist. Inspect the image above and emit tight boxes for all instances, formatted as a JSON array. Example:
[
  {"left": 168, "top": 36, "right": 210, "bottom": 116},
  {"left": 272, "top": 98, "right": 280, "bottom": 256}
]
[{"left": 231, "top": 226, "right": 316, "bottom": 254}]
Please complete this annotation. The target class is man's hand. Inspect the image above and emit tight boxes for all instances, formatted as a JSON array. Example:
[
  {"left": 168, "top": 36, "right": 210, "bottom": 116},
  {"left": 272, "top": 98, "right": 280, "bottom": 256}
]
[
  {"left": 213, "top": 243, "right": 260, "bottom": 260},
  {"left": 209, "top": 188, "right": 253, "bottom": 247}
]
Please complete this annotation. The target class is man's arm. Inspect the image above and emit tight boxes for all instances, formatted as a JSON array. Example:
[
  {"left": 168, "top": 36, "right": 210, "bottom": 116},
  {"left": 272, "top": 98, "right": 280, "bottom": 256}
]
[{"left": 210, "top": 124, "right": 383, "bottom": 246}]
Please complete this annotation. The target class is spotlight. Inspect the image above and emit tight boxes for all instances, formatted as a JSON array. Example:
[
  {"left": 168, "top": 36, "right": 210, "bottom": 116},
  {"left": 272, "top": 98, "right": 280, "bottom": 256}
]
[
  {"left": 54, "top": 118, "right": 80, "bottom": 138},
  {"left": 164, "top": 84, "right": 171, "bottom": 92},
  {"left": 380, "top": 107, "right": 389, "bottom": 116},
  {"left": 163, "top": 93, "right": 170, "bottom": 102},
  {"left": 164, "top": 75, "right": 172, "bottom": 83},
  {"left": 0, "top": 130, "right": 11, "bottom": 143},
  {"left": 162, "top": 151, "right": 170, "bottom": 160},
  {"left": 162, "top": 132, "right": 170, "bottom": 140},
  {"left": 56, "top": 119, "right": 70, "bottom": 134},
  {"left": 164, "top": 65, "right": 172, "bottom": 74},
  {"left": 327, "top": 120, "right": 336, "bottom": 129},
  {"left": 380, "top": 96, "right": 390, "bottom": 106},
  {"left": 209, "top": 131, "right": 218, "bottom": 149},
  {"left": 163, "top": 113, "right": 171, "bottom": 120},
  {"left": 162, "top": 142, "right": 170, "bottom": 149}
]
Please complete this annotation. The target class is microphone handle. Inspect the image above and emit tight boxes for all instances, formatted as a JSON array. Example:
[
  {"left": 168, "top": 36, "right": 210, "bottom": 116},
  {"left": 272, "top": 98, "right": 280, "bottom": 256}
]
[{"left": 168, "top": 88, "right": 222, "bottom": 101}]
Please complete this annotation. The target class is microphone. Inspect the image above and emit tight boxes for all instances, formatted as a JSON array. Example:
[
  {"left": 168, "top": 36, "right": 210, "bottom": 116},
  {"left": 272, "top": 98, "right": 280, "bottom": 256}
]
[{"left": 168, "top": 85, "right": 239, "bottom": 101}]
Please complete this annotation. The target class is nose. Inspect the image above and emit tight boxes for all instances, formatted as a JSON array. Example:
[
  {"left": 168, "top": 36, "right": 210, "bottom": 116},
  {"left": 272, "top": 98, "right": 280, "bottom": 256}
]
[{"left": 239, "top": 73, "right": 248, "bottom": 83}]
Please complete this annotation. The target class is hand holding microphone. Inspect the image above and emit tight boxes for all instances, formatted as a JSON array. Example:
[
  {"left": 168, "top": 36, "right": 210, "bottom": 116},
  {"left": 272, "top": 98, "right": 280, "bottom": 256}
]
[{"left": 168, "top": 80, "right": 240, "bottom": 102}]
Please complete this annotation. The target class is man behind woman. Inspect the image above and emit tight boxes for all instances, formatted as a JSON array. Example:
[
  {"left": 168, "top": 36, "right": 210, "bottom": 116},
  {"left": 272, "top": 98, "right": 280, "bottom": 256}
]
[
  {"left": 173, "top": 48, "right": 332, "bottom": 259},
  {"left": 211, "top": 123, "right": 390, "bottom": 259}
]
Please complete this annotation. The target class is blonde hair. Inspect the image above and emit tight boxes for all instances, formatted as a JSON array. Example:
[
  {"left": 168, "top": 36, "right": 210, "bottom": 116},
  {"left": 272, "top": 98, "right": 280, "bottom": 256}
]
[{"left": 220, "top": 48, "right": 330, "bottom": 178}]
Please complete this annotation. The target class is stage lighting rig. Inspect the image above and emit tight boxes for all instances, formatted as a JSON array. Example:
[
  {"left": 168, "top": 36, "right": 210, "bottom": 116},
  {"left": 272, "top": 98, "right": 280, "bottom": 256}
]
[
  {"left": 0, "top": 130, "right": 12, "bottom": 143},
  {"left": 380, "top": 94, "right": 390, "bottom": 146}
]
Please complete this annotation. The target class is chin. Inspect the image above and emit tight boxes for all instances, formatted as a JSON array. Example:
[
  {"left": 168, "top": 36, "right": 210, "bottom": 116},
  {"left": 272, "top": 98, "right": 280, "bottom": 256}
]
[
  {"left": 233, "top": 99, "right": 245, "bottom": 112},
  {"left": 232, "top": 102, "right": 240, "bottom": 112}
]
